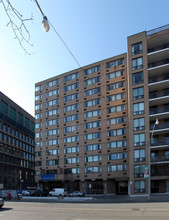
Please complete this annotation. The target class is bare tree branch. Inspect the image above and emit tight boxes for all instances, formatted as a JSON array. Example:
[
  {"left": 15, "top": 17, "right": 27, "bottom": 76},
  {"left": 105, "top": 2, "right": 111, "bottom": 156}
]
[{"left": 1, "top": 0, "right": 34, "bottom": 55}]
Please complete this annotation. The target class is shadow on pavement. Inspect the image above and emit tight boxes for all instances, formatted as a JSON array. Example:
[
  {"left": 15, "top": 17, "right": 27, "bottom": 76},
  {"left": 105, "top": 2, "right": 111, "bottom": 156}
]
[{"left": 0, "top": 207, "right": 13, "bottom": 212}]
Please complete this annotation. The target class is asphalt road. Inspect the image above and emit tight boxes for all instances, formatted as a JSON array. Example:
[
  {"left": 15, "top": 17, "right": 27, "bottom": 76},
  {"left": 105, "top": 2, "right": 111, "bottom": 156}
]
[{"left": 1, "top": 201, "right": 169, "bottom": 220}]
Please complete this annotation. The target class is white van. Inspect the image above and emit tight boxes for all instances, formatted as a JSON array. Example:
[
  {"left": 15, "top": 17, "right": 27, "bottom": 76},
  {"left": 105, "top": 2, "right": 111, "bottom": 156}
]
[{"left": 48, "top": 188, "right": 66, "bottom": 197}]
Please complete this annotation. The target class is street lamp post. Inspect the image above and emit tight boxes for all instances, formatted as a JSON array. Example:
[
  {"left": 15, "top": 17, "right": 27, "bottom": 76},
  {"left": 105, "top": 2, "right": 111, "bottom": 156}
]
[
  {"left": 34, "top": 0, "right": 50, "bottom": 32},
  {"left": 148, "top": 118, "right": 159, "bottom": 200}
]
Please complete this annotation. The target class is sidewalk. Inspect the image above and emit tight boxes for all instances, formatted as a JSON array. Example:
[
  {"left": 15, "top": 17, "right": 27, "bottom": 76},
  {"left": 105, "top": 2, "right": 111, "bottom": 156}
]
[{"left": 8, "top": 194, "right": 169, "bottom": 203}]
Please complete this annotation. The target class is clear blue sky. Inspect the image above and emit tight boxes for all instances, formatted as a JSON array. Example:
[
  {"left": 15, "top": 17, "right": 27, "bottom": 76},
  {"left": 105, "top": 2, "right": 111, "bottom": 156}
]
[{"left": 0, "top": 0, "right": 169, "bottom": 116}]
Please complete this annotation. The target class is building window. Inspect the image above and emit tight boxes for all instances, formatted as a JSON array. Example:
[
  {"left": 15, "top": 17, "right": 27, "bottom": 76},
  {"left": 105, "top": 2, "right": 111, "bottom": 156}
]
[
  {"left": 85, "top": 166, "right": 102, "bottom": 173},
  {"left": 132, "top": 72, "right": 144, "bottom": 85},
  {"left": 132, "top": 42, "right": 143, "bottom": 56},
  {"left": 46, "top": 109, "right": 59, "bottom": 117},
  {"left": 64, "top": 83, "right": 79, "bottom": 92},
  {"left": 108, "top": 164, "right": 126, "bottom": 172},
  {"left": 46, "top": 129, "right": 59, "bottom": 136},
  {"left": 134, "top": 180, "right": 145, "bottom": 193},
  {"left": 85, "top": 155, "right": 102, "bottom": 162},
  {"left": 106, "top": 70, "right": 125, "bottom": 80},
  {"left": 35, "top": 122, "right": 42, "bottom": 129},
  {"left": 35, "top": 85, "right": 42, "bottom": 91},
  {"left": 107, "top": 152, "right": 127, "bottom": 160},
  {"left": 84, "top": 87, "right": 101, "bottom": 96},
  {"left": 35, "top": 94, "right": 42, "bottom": 101},
  {"left": 35, "top": 152, "right": 42, "bottom": 157},
  {"left": 46, "top": 89, "right": 59, "bottom": 97},
  {"left": 35, "top": 103, "right": 42, "bottom": 110},
  {"left": 36, "top": 142, "right": 42, "bottom": 148},
  {"left": 84, "top": 65, "right": 100, "bottom": 75},
  {"left": 64, "top": 125, "right": 79, "bottom": 133},
  {"left": 46, "top": 149, "right": 60, "bottom": 156},
  {"left": 64, "top": 114, "right": 79, "bottom": 122},
  {"left": 133, "top": 118, "right": 145, "bottom": 131},
  {"left": 35, "top": 132, "right": 42, "bottom": 138},
  {"left": 134, "top": 165, "right": 145, "bottom": 178},
  {"left": 84, "top": 76, "right": 101, "bottom": 86},
  {"left": 106, "top": 81, "right": 125, "bottom": 91},
  {"left": 84, "top": 98, "right": 101, "bottom": 107},
  {"left": 107, "top": 128, "right": 126, "bottom": 137},
  {"left": 133, "top": 87, "right": 144, "bottom": 100},
  {"left": 133, "top": 102, "right": 144, "bottom": 115},
  {"left": 107, "top": 116, "right": 126, "bottom": 125},
  {"left": 35, "top": 113, "right": 42, "bottom": 119},
  {"left": 106, "top": 58, "right": 124, "bottom": 69},
  {"left": 65, "top": 157, "right": 79, "bottom": 164},
  {"left": 46, "top": 139, "right": 59, "bottom": 146},
  {"left": 1, "top": 101, "right": 8, "bottom": 115},
  {"left": 107, "top": 104, "right": 125, "bottom": 114},
  {"left": 84, "top": 132, "right": 101, "bottom": 140},
  {"left": 84, "top": 109, "right": 101, "bottom": 118},
  {"left": 64, "top": 93, "right": 79, "bottom": 102},
  {"left": 46, "top": 99, "right": 59, "bottom": 107},
  {"left": 10, "top": 107, "right": 16, "bottom": 121},
  {"left": 64, "top": 146, "right": 79, "bottom": 154},
  {"left": 84, "top": 121, "right": 101, "bottom": 129},
  {"left": 84, "top": 143, "right": 102, "bottom": 151},
  {"left": 46, "top": 160, "right": 59, "bottom": 166},
  {"left": 134, "top": 133, "right": 145, "bottom": 146},
  {"left": 64, "top": 168, "right": 79, "bottom": 174},
  {"left": 64, "top": 104, "right": 79, "bottom": 113},
  {"left": 64, "top": 135, "right": 79, "bottom": 143},
  {"left": 64, "top": 72, "right": 79, "bottom": 82},
  {"left": 46, "top": 119, "right": 59, "bottom": 126},
  {"left": 107, "top": 92, "right": 125, "bottom": 102},
  {"left": 132, "top": 57, "right": 143, "bottom": 70},
  {"left": 107, "top": 140, "right": 127, "bottom": 149},
  {"left": 134, "top": 149, "right": 145, "bottom": 162},
  {"left": 46, "top": 79, "right": 59, "bottom": 88}
]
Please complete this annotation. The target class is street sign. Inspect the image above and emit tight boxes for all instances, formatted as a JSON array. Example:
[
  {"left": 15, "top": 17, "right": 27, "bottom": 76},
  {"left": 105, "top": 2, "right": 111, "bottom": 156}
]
[{"left": 144, "top": 166, "right": 149, "bottom": 178}]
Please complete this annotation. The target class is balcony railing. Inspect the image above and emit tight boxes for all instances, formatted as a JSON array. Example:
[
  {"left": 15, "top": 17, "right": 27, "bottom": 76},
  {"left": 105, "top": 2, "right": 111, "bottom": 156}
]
[
  {"left": 149, "top": 106, "right": 169, "bottom": 115},
  {"left": 149, "top": 90, "right": 169, "bottom": 99},
  {"left": 149, "top": 74, "right": 169, "bottom": 84},
  {"left": 152, "top": 171, "right": 169, "bottom": 176},
  {"left": 151, "top": 155, "right": 169, "bottom": 162},
  {"left": 150, "top": 123, "right": 169, "bottom": 131},
  {"left": 148, "top": 43, "right": 169, "bottom": 54},
  {"left": 148, "top": 58, "right": 169, "bottom": 69},
  {"left": 150, "top": 139, "right": 169, "bottom": 146}
]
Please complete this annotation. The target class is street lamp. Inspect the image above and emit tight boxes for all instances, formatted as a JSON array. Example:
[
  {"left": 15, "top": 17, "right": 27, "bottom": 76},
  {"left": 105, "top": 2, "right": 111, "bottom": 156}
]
[
  {"left": 34, "top": 0, "right": 50, "bottom": 32},
  {"left": 148, "top": 118, "right": 159, "bottom": 200},
  {"left": 42, "top": 16, "right": 50, "bottom": 32}
]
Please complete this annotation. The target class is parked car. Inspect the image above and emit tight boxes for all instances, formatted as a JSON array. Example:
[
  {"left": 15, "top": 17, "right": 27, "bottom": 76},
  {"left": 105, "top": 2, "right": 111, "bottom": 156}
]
[
  {"left": 0, "top": 198, "right": 4, "bottom": 208},
  {"left": 30, "top": 189, "right": 48, "bottom": 197},
  {"left": 48, "top": 188, "right": 67, "bottom": 197},
  {"left": 18, "top": 190, "right": 31, "bottom": 196},
  {"left": 69, "top": 191, "right": 83, "bottom": 197}
]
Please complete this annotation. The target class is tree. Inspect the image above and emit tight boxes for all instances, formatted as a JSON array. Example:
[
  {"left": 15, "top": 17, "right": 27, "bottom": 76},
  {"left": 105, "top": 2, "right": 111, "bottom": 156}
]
[{"left": 0, "top": 0, "right": 34, "bottom": 55}]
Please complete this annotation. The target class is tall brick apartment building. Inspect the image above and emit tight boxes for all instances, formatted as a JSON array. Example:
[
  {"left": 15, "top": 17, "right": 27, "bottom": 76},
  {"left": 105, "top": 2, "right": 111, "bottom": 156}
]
[
  {"left": 35, "top": 24, "right": 169, "bottom": 196},
  {"left": 0, "top": 92, "right": 35, "bottom": 190}
]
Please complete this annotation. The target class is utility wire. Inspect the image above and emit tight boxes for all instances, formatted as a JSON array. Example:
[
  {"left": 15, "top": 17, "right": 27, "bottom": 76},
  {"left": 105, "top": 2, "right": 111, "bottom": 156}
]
[{"left": 48, "top": 20, "right": 82, "bottom": 70}]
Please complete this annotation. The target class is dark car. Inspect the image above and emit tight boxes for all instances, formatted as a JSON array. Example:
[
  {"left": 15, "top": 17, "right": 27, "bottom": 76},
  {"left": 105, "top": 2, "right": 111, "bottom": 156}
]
[
  {"left": 30, "top": 189, "right": 48, "bottom": 197},
  {"left": 0, "top": 198, "right": 4, "bottom": 208}
]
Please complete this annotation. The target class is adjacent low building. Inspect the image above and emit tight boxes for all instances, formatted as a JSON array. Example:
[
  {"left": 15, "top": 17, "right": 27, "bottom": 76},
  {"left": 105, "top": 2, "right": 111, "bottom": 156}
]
[
  {"left": 35, "top": 24, "right": 169, "bottom": 197},
  {"left": 0, "top": 92, "right": 35, "bottom": 190}
]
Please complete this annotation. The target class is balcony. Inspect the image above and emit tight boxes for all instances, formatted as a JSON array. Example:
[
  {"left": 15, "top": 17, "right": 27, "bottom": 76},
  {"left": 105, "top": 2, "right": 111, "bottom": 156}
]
[
  {"left": 148, "top": 42, "right": 169, "bottom": 54},
  {"left": 148, "top": 58, "right": 169, "bottom": 69},
  {"left": 150, "top": 139, "right": 169, "bottom": 149},
  {"left": 151, "top": 155, "right": 169, "bottom": 163},
  {"left": 150, "top": 123, "right": 169, "bottom": 135},
  {"left": 151, "top": 164, "right": 169, "bottom": 177},
  {"left": 149, "top": 90, "right": 169, "bottom": 106},
  {"left": 149, "top": 105, "right": 169, "bottom": 119},
  {"left": 149, "top": 74, "right": 169, "bottom": 92}
]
